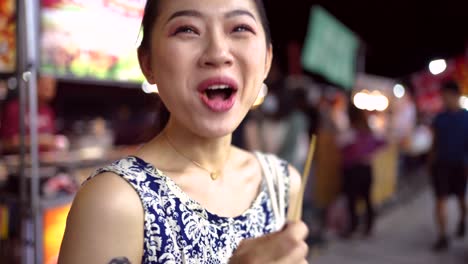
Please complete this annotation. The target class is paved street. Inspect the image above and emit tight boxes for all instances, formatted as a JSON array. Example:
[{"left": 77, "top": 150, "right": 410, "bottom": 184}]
[{"left": 309, "top": 189, "right": 468, "bottom": 264}]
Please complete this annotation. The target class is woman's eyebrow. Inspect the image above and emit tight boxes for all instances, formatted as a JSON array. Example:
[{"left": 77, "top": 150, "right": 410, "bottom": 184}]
[
  {"left": 166, "top": 9, "right": 256, "bottom": 24},
  {"left": 166, "top": 10, "right": 202, "bottom": 24},
  {"left": 225, "top": 9, "right": 256, "bottom": 21}
]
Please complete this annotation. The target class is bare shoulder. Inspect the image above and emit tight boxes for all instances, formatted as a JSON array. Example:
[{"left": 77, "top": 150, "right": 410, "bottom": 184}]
[
  {"left": 68, "top": 172, "right": 143, "bottom": 223},
  {"left": 58, "top": 172, "right": 144, "bottom": 264}
]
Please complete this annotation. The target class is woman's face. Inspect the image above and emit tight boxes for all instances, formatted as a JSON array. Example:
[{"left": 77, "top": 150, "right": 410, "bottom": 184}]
[{"left": 140, "top": 0, "right": 272, "bottom": 138}]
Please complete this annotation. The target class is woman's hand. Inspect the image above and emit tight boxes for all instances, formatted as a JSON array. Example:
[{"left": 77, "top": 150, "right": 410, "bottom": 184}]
[{"left": 229, "top": 221, "right": 309, "bottom": 264}]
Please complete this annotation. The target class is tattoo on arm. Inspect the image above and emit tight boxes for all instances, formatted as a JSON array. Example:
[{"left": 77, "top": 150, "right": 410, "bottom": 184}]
[{"left": 108, "top": 257, "right": 131, "bottom": 264}]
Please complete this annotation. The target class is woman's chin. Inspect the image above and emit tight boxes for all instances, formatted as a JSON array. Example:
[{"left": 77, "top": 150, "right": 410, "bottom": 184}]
[
  {"left": 192, "top": 120, "right": 240, "bottom": 139},
  {"left": 198, "top": 127, "right": 236, "bottom": 139}
]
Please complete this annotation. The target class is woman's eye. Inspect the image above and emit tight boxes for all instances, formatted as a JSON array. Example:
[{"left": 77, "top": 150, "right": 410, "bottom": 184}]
[
  {"left": 233, "top": 25, "right": 254, "bottom": 34},
  {"left": 174, "top": 26, "right": 198, "bottom": 35}
]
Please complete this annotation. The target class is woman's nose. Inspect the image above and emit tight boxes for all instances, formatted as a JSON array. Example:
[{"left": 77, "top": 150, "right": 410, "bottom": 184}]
[{"left": 198, "top": 31, "right": 234, "bottom": 68}]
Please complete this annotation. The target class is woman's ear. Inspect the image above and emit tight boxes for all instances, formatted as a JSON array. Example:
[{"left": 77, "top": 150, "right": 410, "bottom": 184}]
[
  {"left": 138, "top": 47, "right": 155, "bottom": 84},
  {"left": 263, "top": 44, "right": 273, "bottom": 80}
]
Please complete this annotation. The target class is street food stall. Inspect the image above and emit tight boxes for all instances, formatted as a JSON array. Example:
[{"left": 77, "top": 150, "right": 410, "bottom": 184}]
[
  {"left": 2, "top": 146, "right": 139, "bottom": 264},
  {"left": 0, "top": 1, "right": 148, "bottom": 263}
]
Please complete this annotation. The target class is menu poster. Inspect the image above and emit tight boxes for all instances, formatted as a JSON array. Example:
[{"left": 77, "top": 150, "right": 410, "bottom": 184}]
[
  {"left": 0, "top": 0, "right": 16, "bottom": 73},
  {"left": 40, "top": 0, "right": 146, "bottom": 83}
]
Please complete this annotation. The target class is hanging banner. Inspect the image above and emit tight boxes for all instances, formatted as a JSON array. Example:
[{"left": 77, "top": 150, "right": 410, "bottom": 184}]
[
  {"left": 301, "top": 6, "right": 359, "bottom": 89},
  {"left": 454, "top": 56, "right": 468, "bottom": 95},
  {"left": 411, "top": 69, "right": 446, "bottom": 114},
  {"left": 0, "top": 0, "right": 16, "bottom": 73},
  {"left": 412, "top": 55, "right": 468, "bottom": 114},
  {"left": 40, "top": 0, "right": 146, "bottom": 83}
]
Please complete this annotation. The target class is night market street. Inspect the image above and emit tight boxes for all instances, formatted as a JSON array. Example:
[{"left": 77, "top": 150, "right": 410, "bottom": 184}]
[{"left": 310, "top": 188, "right": 468, "bottom": 264}]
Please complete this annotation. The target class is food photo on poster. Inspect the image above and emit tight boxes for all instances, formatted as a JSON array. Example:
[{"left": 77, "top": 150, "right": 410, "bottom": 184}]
[
  {"left": 0, "top": 0, "right": 16, "bottom": 73},
  {"left": 40, "top": 0, "right": 146, "bottom": 83}
]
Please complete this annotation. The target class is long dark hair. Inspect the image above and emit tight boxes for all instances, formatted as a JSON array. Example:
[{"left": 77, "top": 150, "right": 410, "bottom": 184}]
[{"left": 138, "top": 0, "right": 272, "bottom": 134}]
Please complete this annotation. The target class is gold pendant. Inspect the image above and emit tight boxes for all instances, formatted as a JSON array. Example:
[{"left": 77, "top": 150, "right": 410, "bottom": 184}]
[{"left": 210, "top": 172, "right": 219, "bottom": 180}]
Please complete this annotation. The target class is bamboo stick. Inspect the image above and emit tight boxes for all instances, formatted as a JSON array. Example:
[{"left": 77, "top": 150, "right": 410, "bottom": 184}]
[{"left": 288, "top": 134, "right": 317, "bottom": 221}]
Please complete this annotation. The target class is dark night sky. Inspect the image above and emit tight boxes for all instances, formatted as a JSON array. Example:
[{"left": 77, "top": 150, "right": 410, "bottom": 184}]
[{"left": 265, "top": 0, "right": 468, "bottom": 78}]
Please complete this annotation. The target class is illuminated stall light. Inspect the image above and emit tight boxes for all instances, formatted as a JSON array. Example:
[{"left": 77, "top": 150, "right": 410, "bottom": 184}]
[
  {"left": 353, "top": 90, "right": 389, "bottom": 112},
  {"left": 429, "top": 59, "right": 447, "bottom": 75},
  {"left": 460, "top": 96, "right": 468, "bottom": 110},
  {"left": 372, "top": 91, "right": 389, "bottom": 111},
  {"left": 353, "top": 91, "right": 368, "bottom": 110},
  {"left": 44, "top": 204, "right": 71, "bottom": 264},
  {"left": 393, "top": 84, "right": 405, "bottom": 98}
]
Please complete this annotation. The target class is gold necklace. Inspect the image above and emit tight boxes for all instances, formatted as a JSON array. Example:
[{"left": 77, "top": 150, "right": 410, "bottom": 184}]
[{"left": 163, "top": 132, "right": 229, "bottom": 180}]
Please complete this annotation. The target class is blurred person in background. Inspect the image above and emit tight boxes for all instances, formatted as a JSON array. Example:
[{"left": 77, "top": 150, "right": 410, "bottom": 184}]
[
  {"left": 279, "top": 87, "right": 310, "bottom": 171},
  {"left": 0, "top": 75, "right": 62, "bottom": 263},
  {"left": 339, "top": 105, "right": 385, "bottom": 238},
  {"left": 255, "top": 86, "right": 310, "bottom": 170},
  {"left": 429, "top": 80, "right": 468, "bottom": 251},
  {"left": 242, "top": 58, "right": 286, "bottom": 151},
  {"left": 0, "top": 75, "right": 74, "bottom": 197},
  {"left": 244, "top": 85, "right": 310, "bottom": 171},
  {"left": 0, "top": 75, "right": 60, "bottom": 154}
]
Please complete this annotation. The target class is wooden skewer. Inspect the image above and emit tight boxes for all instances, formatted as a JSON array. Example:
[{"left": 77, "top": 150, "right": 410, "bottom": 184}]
[{"left": 288, "top": 134, "right": 317, "bottom": 221}]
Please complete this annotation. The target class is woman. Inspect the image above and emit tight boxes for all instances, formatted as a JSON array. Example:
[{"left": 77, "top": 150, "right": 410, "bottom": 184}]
[
  {"left": 339, "top": 105, "right": 385, "bottom": 238},
  {"left": 58, "top": 0, "right": 308, "bottom": 263}
]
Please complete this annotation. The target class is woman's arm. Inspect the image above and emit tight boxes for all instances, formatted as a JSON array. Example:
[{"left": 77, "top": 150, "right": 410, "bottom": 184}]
[{"left": 58, "top": 173, "right": 144, "bottom": 264}]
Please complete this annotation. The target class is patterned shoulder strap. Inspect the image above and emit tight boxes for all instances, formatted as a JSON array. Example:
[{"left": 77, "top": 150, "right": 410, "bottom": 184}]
[{"left": 254, "top": 152, "right": 289, "bottom": 230}]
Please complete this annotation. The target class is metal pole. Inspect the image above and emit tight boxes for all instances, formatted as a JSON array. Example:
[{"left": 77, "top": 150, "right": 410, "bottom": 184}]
[
  {"left": 16, "top": 0, "right": 30, "bottom": 263},
  {"left": 23, "top": 0, "right": 42, "bottom": 263},
  {"left": 27, "top": 72, "right": 41, "bottom": 264}
]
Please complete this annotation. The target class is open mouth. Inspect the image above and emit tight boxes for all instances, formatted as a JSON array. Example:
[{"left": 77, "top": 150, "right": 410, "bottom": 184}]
[
  {"left": 197, "top": 77, "right": 239, "bottom": 112},
  {"left": 205, "top": 84, "right": 235, "bottom": 101}
]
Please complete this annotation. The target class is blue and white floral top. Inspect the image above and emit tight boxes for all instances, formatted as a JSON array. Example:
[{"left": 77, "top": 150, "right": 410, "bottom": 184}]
[{"left": 90, "top": 154, "right": 290, "bottom": 263}]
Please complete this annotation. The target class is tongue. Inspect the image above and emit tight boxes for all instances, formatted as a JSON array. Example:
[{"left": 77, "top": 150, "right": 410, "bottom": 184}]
[
  {"left": 201, "top": 89, "right": 235, "bottom": 112},
  {"left": 206, "top": 90, "right": 229, "bottom": 101}
]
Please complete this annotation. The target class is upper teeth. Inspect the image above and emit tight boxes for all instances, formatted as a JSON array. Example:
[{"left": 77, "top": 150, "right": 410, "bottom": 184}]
[{"left": 207, "top": 84, "right": 230, "bottom": 90}]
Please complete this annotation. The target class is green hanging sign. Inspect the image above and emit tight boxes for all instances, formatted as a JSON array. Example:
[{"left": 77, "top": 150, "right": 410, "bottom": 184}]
[{"left": 302, "top": 6, "right": 359, "bottom": 89}]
